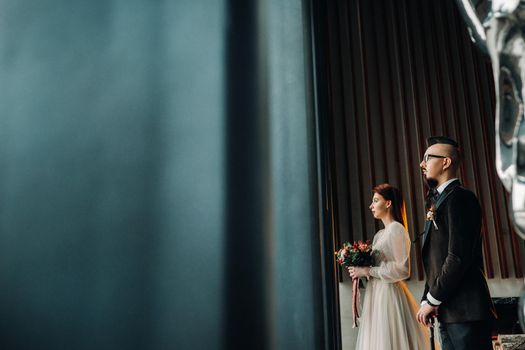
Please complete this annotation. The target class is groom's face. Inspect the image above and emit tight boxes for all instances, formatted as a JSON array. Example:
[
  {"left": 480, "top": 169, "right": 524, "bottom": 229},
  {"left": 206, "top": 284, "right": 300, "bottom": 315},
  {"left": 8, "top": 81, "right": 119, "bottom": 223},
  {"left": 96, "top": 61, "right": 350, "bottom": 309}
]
[{"left": 420, "top": 144, "right": 448, "bottom": 186}]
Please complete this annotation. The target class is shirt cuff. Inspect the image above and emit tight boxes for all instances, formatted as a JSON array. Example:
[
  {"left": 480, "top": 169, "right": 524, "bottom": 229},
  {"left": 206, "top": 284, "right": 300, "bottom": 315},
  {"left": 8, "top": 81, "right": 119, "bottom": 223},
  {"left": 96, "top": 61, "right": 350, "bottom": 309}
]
[
  {"left": 426, "top": 292, "right": 442, "bottom": 306},
  {"left": 420, "top": 300, "right": 428, "bottom": 306}
]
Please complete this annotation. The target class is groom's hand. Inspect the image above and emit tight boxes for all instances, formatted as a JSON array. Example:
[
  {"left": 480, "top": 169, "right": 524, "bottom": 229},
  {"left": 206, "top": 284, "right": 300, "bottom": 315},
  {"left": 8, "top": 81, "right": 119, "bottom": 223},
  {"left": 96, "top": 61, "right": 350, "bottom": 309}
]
[{"left": 417, "top": 303, "right": 438, "bottom": 326}]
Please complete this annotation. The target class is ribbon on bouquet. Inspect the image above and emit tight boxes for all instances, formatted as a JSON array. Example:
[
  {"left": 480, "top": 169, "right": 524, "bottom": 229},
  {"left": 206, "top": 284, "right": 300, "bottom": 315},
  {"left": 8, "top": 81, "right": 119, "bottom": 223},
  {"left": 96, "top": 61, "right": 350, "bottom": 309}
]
[{"left": 352, "top": 278, "right": 361, "bottom": 328}]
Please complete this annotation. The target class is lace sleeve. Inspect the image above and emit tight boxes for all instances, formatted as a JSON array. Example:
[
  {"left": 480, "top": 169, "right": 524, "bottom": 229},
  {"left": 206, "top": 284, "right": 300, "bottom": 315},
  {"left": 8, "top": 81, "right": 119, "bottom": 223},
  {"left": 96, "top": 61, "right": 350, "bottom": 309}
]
[{"left": 369, "top": 222, "right": 410, "bottom": 283}]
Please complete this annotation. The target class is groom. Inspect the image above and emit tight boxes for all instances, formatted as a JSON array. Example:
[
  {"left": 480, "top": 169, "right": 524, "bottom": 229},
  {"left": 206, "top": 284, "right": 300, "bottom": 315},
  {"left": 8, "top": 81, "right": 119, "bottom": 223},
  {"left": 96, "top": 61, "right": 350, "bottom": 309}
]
[{"left": 416, "top": 136, "right": 495, "bottom": 350}]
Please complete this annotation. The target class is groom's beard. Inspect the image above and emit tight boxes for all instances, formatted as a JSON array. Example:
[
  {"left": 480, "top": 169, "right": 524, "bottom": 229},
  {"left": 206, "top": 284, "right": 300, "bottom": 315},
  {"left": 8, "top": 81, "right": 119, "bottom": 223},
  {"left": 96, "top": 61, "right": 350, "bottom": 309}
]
[{"left": 426, "top": 177, "right": 438, "bottom": 189}]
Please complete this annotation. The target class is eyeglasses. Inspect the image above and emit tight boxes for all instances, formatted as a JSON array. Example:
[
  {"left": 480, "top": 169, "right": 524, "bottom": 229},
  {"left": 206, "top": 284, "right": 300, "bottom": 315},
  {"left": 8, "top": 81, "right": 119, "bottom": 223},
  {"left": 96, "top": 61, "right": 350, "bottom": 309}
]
[{"left": 423, "top": 154, "right": 448, "bottom": 163}]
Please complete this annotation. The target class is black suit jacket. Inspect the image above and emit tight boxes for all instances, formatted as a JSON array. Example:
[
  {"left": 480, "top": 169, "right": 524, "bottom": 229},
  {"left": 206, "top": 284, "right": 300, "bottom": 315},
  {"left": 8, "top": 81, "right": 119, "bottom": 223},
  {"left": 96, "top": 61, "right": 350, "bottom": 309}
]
[{"left": 421, "top": 180, "right": 496, "bottom": 323}]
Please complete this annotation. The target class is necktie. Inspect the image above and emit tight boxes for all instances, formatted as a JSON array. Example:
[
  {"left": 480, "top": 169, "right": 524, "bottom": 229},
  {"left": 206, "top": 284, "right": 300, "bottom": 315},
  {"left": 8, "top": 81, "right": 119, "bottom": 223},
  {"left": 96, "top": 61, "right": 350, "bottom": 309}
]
[
  {"left": 430, "top": 189, "right": 439, "bottom": 204},
  {"left": 426, "top": 188, "right": 439, "bottom": 208}
]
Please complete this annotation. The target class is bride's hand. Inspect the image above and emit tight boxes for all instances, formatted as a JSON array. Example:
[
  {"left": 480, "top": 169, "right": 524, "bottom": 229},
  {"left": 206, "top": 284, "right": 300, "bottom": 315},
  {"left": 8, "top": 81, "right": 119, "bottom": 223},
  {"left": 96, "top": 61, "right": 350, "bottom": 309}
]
[{"left": 348, "top": 266, "right": 370, "bottom": 279}]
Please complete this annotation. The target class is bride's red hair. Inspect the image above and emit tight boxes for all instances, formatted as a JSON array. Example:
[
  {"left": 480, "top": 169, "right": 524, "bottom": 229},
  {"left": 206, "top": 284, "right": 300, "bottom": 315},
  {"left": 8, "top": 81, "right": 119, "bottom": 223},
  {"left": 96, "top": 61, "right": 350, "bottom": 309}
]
[{"left": 372, "top": 183, "right": 408, "bottom": 231}]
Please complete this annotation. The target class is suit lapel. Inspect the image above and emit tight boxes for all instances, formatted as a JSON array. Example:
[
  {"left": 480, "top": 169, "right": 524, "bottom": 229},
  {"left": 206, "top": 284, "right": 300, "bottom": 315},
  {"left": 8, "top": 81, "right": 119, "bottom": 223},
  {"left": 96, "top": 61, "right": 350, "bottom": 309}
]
[
  {"left": 422, "top": 180, "right": 461, "bottom": 248},
  {"left": 422, "top": 220, "right": 432, "bottom": 247},
  {"left": 434, "top": 180, "right": 461, "bottom": 209}
]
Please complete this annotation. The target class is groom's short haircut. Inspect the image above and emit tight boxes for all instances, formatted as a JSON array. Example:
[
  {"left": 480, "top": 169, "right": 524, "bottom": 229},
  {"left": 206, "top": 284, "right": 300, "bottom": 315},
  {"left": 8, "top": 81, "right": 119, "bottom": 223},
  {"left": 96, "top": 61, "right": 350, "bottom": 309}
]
[
  {"left": 427, "top": 136, "right": 459, "bottom": 148},
  {"left": 427, "top": 136, "right": 461, "bottom": 171}
]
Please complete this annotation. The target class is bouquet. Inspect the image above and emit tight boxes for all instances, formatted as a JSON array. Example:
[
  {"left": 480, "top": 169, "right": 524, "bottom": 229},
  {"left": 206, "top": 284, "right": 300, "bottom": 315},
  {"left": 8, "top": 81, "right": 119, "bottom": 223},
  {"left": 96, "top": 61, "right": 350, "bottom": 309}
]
[
  {"left": 335, "top": 241, "right": 374, "bottom": 267},
  {"left": 335, "top": 241, "right": 375, "bottom": 327}
]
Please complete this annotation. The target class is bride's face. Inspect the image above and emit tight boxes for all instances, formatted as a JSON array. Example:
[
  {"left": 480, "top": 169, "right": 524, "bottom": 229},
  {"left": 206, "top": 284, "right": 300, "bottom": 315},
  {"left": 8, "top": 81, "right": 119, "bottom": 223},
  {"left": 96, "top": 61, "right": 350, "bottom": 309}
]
[{"left": 369, "top": 193, "right": 390, "bottom": 220}]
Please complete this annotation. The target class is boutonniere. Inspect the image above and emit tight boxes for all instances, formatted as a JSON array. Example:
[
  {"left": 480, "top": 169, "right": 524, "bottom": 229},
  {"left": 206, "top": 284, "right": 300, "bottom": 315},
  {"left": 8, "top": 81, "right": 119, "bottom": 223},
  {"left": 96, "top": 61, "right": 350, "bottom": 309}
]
[{"left": 426, "top": 205, "right": 439, "bottom": 230}]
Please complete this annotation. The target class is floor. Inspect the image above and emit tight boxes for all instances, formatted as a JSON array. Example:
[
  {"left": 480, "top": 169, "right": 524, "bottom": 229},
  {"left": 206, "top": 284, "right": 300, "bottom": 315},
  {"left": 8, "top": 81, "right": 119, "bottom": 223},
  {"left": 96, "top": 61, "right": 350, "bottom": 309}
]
[{"left": 340, "top": 277, "right": 525, "bottom": 349}]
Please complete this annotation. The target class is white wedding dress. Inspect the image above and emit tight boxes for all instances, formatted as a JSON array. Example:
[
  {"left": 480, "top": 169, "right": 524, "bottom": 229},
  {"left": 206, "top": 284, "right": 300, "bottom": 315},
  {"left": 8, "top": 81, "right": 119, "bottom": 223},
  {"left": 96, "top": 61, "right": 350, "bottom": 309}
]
[{"left": 355, "top": 221, "right": 431, "bottom": 350}]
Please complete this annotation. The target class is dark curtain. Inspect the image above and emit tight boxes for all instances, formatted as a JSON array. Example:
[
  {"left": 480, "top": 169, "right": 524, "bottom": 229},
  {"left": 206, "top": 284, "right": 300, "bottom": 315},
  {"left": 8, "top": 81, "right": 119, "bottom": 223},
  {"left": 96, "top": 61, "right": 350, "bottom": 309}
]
[{"left": 321, "top": 0, "right": 525, "bottom": 281}]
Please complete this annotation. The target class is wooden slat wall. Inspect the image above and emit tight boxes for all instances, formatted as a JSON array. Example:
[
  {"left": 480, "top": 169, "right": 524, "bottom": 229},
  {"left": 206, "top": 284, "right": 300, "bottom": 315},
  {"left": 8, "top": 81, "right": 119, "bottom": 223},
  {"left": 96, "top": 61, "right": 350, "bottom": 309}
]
[{"left": 323, "top": 0, "right": 525, "bottom": 280}]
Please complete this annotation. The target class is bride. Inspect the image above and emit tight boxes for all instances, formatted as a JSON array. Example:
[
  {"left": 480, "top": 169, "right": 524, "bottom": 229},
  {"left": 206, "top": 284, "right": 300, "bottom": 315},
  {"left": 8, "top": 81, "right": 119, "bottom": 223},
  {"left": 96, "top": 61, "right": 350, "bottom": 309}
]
[{"left": 348, "top": 184, "right": 432, "bottom": 349}]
